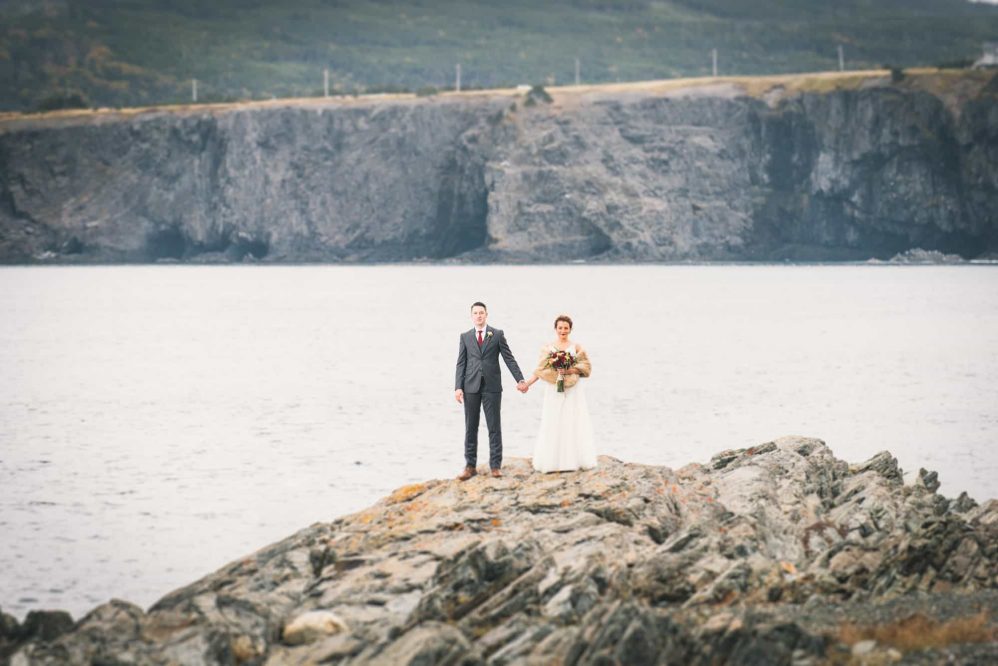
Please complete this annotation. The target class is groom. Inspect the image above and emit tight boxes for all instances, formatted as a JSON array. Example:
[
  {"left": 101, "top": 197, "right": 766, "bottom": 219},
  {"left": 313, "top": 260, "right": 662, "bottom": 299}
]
[{"left": 454, "top": 302, "right": 528, "bottom": 480}]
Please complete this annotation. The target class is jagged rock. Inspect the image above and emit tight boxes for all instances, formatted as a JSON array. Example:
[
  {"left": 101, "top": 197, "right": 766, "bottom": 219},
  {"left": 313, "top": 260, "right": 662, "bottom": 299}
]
[
  {"left": 0, "top": 610, "right": 22, "bottom": 661},
  {"left": 367, "top": 622, "right": 475, "bottom": 665},
  {"left": 855, "top": 451, "right": 903, "bottom": 485},
  {"left": 281, "top": 610, "right": 348, "bottom": 645},
  {"left": 8, "top": 437, "right": 997, "bottom": 665},
  {"left": 1, "top": 72, "right": 996, "bottom": 264},
  {"left": 16, "top": 611, "right": 74, "bottom": 645}
]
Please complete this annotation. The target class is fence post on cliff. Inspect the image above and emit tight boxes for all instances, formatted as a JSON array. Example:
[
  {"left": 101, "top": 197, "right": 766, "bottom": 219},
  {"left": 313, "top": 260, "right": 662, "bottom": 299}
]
[
  {"left": 575, "top": 57, "right": 581, "bottom": 85},
  {"left": 711, "top": 49, "right": 718, "bottom": 77},
  {"left": 192, "top": 78, "right": 198, "bottom": 103},
  {"left": 324, "top": 68, "right": 329, "bottom": 97},
  {"left": 455, "top": 64, "right": 461, "bottom": 92},
  {"left": 838, "top": 45, "right": 845, "bottom": 71}
]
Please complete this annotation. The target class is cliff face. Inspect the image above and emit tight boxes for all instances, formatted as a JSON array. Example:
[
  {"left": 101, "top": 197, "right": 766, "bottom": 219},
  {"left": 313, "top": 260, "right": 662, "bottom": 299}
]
[
  {"left": 0, "top": 100, "right": 504, "bottom": 262},
  {"left": 1, "top": 72, "right": 996, "bottom": 263},
  {"left": 4, "top": 438, "right": 997, "bottom": 664}
]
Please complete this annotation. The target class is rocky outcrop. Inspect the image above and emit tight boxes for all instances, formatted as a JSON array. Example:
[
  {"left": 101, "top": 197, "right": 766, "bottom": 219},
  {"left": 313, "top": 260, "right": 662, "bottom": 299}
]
[
  {"left": 1, "top": 70, "right": 996, "bottom": 264},
  {"left": 5, "top": 437, "right": 996, "bottom": 665}
]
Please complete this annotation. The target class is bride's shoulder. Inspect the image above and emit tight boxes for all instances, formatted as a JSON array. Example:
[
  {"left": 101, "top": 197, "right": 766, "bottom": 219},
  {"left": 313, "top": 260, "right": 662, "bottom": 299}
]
[{"left": 573, "top": 342, "right": 586, "bottom": 354}]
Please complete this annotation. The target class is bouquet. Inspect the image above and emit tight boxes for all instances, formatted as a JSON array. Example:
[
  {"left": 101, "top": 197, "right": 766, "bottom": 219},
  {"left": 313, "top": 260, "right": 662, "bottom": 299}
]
[{"left": 546, "top": 349, "right": 576, "bottom": 392}]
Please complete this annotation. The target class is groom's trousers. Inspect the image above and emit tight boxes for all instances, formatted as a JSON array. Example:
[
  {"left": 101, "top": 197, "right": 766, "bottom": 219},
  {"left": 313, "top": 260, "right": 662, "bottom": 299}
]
[{"left": 463, "top": 390, "right": 502, "bottom": 469}]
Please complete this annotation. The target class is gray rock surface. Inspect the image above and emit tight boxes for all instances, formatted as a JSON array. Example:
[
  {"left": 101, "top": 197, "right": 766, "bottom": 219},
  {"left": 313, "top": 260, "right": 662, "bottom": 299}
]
[
  {"left": 6, "top": 437, "right": 997, "bottom": 665},
  {"left": 1, "top": 71, "right": 996, "bottom": 264}
]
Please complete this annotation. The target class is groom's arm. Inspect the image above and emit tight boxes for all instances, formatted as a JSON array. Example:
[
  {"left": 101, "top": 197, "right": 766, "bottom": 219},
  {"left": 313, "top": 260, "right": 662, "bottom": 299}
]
[
  {"left": 498, "top": 331, "right": 526, "bottom": 384},
  {"left": 455, "top": 335, "right": 467, "bottom": 391}
]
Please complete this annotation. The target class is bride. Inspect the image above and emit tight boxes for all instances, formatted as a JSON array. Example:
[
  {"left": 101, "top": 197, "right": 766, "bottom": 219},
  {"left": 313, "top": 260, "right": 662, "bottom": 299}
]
[{"left": 523, "top": 315, "right": 597, "bottom": 473}]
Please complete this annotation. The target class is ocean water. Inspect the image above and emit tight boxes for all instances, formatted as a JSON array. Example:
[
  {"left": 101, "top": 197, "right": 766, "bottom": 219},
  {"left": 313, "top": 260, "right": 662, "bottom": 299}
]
[{"left": 1, "top": 264, "right": 996, "bottom": 620}]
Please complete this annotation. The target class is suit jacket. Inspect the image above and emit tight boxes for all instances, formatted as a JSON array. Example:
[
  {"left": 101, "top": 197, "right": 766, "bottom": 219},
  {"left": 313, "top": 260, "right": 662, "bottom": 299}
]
[{"left": 455, "top": 326, "right": 525, "bottom": 393}]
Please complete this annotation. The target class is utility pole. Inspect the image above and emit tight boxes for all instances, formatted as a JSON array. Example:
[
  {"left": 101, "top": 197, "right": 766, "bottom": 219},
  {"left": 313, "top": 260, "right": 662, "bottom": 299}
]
[
  {"left": 837, "top": 45, "right": 845, "bottom": 72},
  {"left": 192, "top": 78, "right": 198, "bottom": 103},
  {"left": 575, "top": 57, "right": 580, "bottom": 86},
  {"left": 455, "top": 64, "right": 461, "bottom": 92},
  {"left": 711, "top": 49, "right": 718, "bottom": 77},
  {"left": 324, "top": 68, "right": 329, "bottom": 97}
]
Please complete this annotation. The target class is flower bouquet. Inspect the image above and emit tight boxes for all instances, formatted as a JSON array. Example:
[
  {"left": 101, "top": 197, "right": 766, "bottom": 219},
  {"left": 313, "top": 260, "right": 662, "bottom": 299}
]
[{"left": 546, "top": 349, "right": 576, "bottom": 392}]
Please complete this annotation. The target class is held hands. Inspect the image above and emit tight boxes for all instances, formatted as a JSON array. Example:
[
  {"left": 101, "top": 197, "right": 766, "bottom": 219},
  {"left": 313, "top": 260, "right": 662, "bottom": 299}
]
[{"left": 455, "top": 384, "right": 528, "bottom": 402}]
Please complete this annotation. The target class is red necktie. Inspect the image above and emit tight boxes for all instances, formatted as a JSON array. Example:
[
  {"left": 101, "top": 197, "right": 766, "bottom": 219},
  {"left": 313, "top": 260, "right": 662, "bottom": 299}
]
[{"left": 477, "top": 330, "right": 483, "bottom": 346}]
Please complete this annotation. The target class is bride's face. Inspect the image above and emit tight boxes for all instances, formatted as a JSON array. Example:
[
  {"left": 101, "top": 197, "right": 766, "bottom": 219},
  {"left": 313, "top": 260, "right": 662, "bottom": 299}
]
[{"left": 555, "top": 321, "right": 571, "bottom": 339}]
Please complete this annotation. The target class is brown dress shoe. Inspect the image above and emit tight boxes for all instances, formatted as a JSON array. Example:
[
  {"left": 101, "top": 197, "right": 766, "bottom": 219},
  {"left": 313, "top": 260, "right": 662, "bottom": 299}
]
[
  {"left": 490, "top": 468, "right": 502, "bottom": 478},
  {"left": 457, "top": 466, "right": 477, "bottom": 481}
]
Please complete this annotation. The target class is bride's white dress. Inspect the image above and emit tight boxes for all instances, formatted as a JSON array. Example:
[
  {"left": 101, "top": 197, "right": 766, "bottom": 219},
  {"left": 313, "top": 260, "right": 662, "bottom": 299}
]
[{"left": 532, "top": 344, "right": 597, "bottom": 473}]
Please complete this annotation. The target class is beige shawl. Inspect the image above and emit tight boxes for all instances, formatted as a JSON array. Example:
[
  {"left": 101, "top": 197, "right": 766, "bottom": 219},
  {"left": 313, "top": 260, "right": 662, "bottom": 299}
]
[{"left": 533, "top": 345, "right": 591, "bottom": 390}]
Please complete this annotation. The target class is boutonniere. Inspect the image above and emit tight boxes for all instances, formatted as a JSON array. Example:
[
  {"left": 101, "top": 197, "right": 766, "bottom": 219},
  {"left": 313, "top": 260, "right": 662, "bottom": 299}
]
[{"left": 486, "top": 331, "right": 493, "bottom": 338}]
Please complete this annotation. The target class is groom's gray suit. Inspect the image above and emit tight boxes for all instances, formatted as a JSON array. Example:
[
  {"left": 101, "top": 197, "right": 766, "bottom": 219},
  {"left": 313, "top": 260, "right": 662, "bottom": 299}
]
[{"left": 455, "top": 325, "right": 525, "bottom": 470}]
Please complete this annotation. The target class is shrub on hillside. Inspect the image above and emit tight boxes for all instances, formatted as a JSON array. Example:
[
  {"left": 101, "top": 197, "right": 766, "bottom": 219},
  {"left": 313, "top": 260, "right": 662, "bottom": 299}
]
[
  {"left": 524, "top": 84, "right": 552, "bottom": 106},
  {"left": 33, "top": 92, "right": 89, "bottom": 112}
]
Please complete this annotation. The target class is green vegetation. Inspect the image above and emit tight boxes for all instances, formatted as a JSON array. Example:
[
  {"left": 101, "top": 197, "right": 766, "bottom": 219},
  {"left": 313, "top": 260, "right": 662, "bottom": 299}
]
[
  {"left": 524, "top": 84, "right": 552, "bottom": 106},
  {"left": 33, "top": 91, "right": 90, "bottom": 112},
  {"left": 1, "top": 0, "right": 997, "bottom": 111}
]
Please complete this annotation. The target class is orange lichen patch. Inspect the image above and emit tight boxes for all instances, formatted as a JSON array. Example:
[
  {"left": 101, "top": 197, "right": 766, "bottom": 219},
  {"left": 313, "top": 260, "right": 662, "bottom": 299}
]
[
  {"left": 402, "top": 499, "right": 428, "bottom": 513},
  {"left": 386, "top": 483, "right": 430, "bottom": 504},
  {"left": 490, "top": 518, "right": 502, "bottom": 528},
  {"left": 780, "top": 561, "right": 798, "bottom": 576},
  {"left": 560, "top": 499, "right": 572, "bottom": 508},
  {"left": 718, "top": 589, "right": 739, "bottom": 606},
  {"left": 837, "top": 612, "right": 995, "bottom": 652}
]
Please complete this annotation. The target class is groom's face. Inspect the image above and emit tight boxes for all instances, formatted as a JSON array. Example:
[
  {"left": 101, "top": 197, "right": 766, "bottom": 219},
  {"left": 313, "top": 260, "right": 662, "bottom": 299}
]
[{"left": 471, "top": 305, "right": 487, "bottom": 328}]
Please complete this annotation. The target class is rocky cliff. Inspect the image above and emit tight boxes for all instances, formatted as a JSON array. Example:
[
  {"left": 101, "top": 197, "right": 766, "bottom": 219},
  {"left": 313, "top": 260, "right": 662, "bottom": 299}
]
[
  {"left": 2, "top": 437, "right": 996, "bottom": 665},
  {"left": 1, "top": 69, "right": 997, "bottom": 263}
]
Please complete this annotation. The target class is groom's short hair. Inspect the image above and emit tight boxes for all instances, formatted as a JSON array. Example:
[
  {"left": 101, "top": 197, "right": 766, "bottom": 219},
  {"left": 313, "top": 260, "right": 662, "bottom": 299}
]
[{"left": 471, "top": 301, "right": 487, "bottom": 312}]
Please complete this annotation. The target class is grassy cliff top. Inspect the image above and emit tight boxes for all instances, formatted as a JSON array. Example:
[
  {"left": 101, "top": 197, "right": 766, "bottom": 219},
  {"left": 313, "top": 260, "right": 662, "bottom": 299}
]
[{"left": 2, "top": 67, "right": 994, "bottom": 129}]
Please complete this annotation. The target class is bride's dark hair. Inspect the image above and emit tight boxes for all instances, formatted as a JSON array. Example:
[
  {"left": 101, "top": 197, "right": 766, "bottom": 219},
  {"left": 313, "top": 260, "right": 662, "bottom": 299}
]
[{"left": 554, "top": 315, "right": 573, "bottom": 330}]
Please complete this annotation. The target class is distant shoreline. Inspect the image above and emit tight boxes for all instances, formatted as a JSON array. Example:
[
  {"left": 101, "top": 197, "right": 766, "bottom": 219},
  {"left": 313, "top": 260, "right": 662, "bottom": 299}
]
[{"left": 3, "top": 68, "right": 995, "bottom": 265}]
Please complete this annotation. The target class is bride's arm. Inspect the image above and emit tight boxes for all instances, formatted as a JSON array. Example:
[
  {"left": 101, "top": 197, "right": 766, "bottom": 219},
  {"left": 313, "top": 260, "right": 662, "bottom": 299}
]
[
  {"left": 573, "top": 346, "right": 591, "bottom": 377},
  {"left": 532, "top": 348, "right": 559, "bottom": 385}
]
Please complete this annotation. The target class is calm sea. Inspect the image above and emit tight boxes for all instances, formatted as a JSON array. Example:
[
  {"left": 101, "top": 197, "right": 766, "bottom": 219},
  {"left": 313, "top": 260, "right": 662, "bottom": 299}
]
[{"left": 1, "top": 264, "right": 996, "bottom": 619}]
